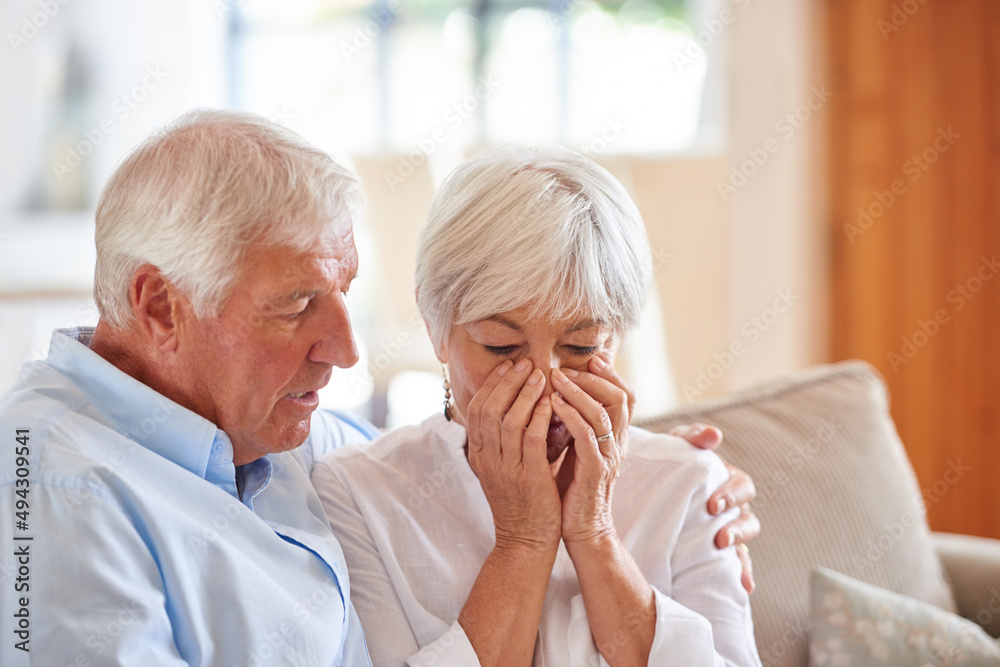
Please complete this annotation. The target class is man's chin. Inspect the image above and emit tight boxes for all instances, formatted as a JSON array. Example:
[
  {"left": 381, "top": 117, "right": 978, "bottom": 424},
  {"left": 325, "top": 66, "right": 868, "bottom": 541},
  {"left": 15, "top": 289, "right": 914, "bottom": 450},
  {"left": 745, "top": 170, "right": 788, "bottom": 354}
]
[
  {"left": 268, "top": 397, "right": 318, "bottom": 446},
  {"left": 234, "top": 419, "right": 311, "bottom": 464},
  {"left": 283, "top": 418, "right": 312, "bottom": 450}
]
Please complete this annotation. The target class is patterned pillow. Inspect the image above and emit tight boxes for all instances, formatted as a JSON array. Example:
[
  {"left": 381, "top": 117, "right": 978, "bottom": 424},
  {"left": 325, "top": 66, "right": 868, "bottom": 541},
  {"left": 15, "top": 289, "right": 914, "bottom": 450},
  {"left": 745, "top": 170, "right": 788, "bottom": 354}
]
[{"left": 810, "top": 567, "right": 1000, "bottom": 666}]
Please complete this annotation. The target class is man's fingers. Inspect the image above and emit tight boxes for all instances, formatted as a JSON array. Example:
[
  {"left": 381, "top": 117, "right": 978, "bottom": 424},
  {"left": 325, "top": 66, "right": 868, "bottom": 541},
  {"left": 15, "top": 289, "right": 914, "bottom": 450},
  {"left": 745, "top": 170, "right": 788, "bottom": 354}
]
[
  {"left": 711, "top": 463, "right": 760, "bottom": 552},
  {"left": 669, "top": 423, "right": 723, "bottom": 451},
  {"left": 714, "top": 509, "right": 761, "bottom": 549},
  {"left": 708, "top": 462, "right": 756, "bottom": 515}
]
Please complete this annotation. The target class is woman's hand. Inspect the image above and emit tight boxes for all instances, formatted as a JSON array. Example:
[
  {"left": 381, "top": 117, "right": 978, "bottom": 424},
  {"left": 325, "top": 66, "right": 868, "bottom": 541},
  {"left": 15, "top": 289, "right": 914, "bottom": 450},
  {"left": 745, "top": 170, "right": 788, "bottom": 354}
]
[
  {"left": 459, "top": 359, "right": 565, "bottom": 666},
  {"left": 548, "top": 356, "right": 634, "bottom": 547},
  {"left": 669, "top": 423, "right": 760, "bottom": 593},
  {"left": 465, "top": 358, "right": 563, "bottom": 552},
  {"left": 548, "top": 356, "right": 656, "bottom": 665}
]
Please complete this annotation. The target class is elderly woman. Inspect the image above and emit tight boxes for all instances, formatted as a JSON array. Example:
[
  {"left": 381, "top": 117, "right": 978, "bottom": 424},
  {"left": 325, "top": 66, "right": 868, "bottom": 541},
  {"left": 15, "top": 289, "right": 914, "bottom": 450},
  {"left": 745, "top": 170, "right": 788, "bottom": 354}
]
[{"left": 313, "top": 145, "right": 761, "bottom": 666}]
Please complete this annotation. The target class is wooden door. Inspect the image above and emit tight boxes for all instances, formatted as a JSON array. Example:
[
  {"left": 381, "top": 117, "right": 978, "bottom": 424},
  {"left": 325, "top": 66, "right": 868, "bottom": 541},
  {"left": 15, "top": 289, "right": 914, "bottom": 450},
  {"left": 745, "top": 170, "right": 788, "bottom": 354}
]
[{"left": 827, "top": 0, "right": 1000, "bottom": 537}]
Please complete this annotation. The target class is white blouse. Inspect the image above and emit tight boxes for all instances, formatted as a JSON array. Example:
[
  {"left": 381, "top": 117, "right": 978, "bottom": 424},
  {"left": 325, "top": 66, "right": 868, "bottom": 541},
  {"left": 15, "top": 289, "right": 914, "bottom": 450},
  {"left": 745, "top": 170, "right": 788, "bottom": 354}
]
[{"left": 313, "top": 413, "right": 761, "bottom": 666}]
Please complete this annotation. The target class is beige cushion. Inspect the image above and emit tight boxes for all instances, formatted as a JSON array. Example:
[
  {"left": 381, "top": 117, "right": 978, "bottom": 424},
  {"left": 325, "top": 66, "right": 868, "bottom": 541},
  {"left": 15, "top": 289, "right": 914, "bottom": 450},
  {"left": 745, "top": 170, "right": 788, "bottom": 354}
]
[{"left": 636, "top": 361, "right": 955, "bottom": 667}]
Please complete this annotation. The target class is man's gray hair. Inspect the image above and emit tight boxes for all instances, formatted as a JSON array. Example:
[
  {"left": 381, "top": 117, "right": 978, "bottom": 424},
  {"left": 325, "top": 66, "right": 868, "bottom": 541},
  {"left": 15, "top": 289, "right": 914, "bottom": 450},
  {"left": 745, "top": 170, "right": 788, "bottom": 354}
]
[
  {"left": 94, "top": 108, "right": 363, "bottom": 328},
  {"left": 416, "top": 144, "right": 652, "bottom": 349}
]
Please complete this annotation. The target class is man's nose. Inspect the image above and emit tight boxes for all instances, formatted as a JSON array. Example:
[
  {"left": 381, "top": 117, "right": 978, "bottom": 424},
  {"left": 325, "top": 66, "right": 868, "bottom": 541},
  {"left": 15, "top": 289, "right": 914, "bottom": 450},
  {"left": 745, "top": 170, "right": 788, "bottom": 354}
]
[{"left": 308, "top": 295, "right": 359, "bottom": 368}]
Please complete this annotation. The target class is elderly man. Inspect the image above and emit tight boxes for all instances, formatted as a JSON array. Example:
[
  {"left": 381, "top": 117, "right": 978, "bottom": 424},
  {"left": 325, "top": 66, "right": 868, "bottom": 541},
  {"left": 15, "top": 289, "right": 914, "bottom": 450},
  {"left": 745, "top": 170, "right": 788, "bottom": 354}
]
[
  {"left": 0, "top": 110, "right": 377, "bottom": 666},
  {"left": 0, "top": 110, "right": 755, "bottom": 666}
]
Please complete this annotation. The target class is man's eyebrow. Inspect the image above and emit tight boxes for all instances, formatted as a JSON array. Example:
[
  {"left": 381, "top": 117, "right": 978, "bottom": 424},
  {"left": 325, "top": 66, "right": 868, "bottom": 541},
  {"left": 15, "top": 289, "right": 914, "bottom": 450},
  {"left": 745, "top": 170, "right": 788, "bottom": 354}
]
[
  {"left": 483, "top": 315, "right": 522, "bottom": 332},
  {"left": 267, "top": 271, "right": 358, "bottom": 307},
  {"left": 269, "top": 289, "right": 320, "bottom": 305}
]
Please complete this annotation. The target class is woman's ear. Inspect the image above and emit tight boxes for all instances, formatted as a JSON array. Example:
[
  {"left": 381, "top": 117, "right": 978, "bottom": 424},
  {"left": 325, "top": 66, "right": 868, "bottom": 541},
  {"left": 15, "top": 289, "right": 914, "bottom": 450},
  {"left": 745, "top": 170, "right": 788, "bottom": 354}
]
[
  {"left": 415, "top": 286, "right": 450, "bottom": 361},
  {"left": 421, "top": 314, "right": 448, "bottom": 363}
]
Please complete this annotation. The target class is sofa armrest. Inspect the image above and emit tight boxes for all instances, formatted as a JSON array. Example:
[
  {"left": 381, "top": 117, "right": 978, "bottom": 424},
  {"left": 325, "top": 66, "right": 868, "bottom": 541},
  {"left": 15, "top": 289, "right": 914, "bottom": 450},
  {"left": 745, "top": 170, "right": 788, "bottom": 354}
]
[{"left": 933, "top": 531, "right": 1000, "bottom": 638}]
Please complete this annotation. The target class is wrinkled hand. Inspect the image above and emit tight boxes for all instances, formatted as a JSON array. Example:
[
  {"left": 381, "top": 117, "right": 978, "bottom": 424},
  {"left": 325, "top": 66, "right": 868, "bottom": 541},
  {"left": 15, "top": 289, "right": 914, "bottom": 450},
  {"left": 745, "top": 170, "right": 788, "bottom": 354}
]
[
  {"left": 466, "top": 359, "right": 562, "bottom": 552},
  {"left": 549, "top": 356, "right": 635, "bottom": 548},
  {"left": 669, "top": 423, "right": 760, "bottom": 593}
]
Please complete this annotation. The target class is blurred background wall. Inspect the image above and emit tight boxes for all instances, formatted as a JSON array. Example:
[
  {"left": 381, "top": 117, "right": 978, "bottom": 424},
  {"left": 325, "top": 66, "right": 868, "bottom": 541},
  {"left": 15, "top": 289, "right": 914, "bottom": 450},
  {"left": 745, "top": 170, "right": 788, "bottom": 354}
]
[
  {"left": 0, "top": 0, "right": 995, "bottom": 539},
  {"left": 827, "top": 1, "right": 1000, "bottom": 540}
]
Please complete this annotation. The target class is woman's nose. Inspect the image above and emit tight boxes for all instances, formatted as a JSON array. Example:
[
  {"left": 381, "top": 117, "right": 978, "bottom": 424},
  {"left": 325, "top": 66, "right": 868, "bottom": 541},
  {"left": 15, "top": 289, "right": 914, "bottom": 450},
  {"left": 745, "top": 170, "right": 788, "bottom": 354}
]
[{"left": 529, "top": 352, "right": 563, "bottom": 396}]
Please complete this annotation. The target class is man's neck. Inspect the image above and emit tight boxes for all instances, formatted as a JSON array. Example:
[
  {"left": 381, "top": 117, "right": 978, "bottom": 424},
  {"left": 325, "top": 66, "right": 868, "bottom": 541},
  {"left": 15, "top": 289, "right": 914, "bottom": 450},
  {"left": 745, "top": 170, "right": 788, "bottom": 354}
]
[
  {"left": 90, "top": 319, "right": 256, "bottom": 470},
  {"left": 90, "top": 319, "right": 207, "bottom": 427},
  {"left": 89, "top": 320, "right": 156, "bottom": 389}
]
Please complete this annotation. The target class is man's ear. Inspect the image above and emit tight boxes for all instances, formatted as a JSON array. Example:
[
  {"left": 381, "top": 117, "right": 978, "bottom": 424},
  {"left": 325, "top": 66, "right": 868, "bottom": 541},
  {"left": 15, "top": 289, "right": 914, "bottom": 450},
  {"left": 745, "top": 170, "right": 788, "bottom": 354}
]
[{"left": 129, "top": 264, "right": 184, "bottom": 352}]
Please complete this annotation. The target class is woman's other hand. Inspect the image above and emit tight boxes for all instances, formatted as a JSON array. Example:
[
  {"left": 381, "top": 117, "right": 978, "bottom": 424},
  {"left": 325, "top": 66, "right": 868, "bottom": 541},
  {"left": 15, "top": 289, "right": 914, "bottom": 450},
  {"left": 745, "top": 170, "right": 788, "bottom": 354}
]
[
  {"left": 549, "top": 356, "right": 656, "bottom": 664},
  {"left": 669, "top": 423, "right": 760, "bottom": 594},
  {"left": 549, "top": 355, "right": 633, "bottom": 547},
  {"left": 465, "top": 358, "right": 562, "bottom": 553}
]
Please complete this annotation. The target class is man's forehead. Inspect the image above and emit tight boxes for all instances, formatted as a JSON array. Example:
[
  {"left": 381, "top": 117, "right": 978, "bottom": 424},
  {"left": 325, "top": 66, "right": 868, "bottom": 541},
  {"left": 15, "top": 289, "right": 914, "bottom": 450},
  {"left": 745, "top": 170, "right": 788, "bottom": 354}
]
[
  {"left": 327, "top": 211, "right": 353, "bottom": 236},
  {"left": 252, "top": 221, "right": 356, "bottom": 262},
  {"left": 250, "top": 237, "right": 356, "bottom": 294}
]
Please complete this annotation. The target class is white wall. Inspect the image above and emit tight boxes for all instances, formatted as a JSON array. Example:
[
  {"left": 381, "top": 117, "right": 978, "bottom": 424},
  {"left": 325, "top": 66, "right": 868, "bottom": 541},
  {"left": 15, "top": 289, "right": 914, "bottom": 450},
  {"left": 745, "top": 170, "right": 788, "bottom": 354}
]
[
  {"left": 725, "top": 0, "right": 828, "bottom": 393},
  {"left": 0, "top": 0, "right": 230, "bottom": 386}
]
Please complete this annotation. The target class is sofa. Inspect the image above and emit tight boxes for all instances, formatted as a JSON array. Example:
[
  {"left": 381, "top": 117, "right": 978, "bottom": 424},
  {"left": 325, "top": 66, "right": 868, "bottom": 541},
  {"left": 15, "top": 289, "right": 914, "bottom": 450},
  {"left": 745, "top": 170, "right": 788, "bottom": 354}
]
[{"left": 636, "top": 361, "right": 1000, "bottom": 666}]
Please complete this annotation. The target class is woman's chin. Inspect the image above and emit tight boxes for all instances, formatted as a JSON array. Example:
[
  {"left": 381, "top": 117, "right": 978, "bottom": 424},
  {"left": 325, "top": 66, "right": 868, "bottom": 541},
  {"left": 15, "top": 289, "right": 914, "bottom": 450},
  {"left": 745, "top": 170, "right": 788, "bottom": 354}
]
[{"left": 546, "top": 420, "right": 572, "bottom": 463}]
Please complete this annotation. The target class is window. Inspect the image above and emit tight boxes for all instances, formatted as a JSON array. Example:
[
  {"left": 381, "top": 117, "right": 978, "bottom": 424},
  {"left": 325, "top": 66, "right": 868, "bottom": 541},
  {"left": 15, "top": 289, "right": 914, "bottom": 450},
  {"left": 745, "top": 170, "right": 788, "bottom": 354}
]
[
  {"left": 232, "top": 0, "right": 718, "bottom": 158},
  {"left": 232, "top": 0, "right": 715, "bottom": 425}
]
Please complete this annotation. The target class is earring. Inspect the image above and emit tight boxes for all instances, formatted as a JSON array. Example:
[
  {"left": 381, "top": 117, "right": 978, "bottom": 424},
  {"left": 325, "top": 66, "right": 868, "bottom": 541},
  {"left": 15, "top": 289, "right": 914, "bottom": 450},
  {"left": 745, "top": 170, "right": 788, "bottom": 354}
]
[{"left": 442, "top": 364, "right": 454, "bottom": 422}]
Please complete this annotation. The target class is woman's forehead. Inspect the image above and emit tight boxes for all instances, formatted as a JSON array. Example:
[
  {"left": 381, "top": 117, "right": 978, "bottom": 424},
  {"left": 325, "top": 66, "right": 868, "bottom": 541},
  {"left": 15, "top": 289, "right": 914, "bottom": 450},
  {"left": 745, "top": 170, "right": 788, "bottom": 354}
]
[{"left": 465, "top": 309, "right": 606, "bottom": 334}]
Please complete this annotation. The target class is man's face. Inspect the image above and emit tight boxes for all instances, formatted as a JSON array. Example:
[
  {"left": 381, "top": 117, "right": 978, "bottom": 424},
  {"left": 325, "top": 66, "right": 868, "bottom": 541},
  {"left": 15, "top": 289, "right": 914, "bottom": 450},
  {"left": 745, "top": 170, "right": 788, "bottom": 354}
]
[{"left": 177, "top": 225, "right": 359, "bottom": 465}]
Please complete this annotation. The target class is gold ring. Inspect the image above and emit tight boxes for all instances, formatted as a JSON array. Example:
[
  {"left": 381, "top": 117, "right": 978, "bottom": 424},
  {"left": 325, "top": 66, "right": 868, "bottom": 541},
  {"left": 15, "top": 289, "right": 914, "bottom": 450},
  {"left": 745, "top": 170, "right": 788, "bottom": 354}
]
[
  {"left": 596, "top": 432, "right": 613, "bottom": 442},
  {"left": 739, "top": 543, "right": 750, "bottom": 556}
]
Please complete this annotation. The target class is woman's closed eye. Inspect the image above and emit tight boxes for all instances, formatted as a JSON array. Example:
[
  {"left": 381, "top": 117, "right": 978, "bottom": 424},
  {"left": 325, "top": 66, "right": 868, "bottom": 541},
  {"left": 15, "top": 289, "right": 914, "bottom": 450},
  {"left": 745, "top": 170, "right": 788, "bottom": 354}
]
[
  {"left": 484, "top": 345, "right": 518, "bottom": 357},
  {"left": 483, "top": 344, "right": 598, "bottom": 357}
]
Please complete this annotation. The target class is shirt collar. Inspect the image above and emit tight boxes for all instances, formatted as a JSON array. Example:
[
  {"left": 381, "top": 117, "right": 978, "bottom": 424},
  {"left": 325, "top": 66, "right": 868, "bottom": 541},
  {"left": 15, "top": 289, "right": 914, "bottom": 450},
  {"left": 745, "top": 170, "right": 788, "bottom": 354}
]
[{"left": 47, "top": 326, "right": 239, "bottom": 497}]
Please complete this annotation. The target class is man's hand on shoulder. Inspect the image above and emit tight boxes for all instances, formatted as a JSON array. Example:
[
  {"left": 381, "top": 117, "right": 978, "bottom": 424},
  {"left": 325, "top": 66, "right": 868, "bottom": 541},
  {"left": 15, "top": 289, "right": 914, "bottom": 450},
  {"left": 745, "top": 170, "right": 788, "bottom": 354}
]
[{"left": 669, "top": 423, "right": 759, "bottom": 594}]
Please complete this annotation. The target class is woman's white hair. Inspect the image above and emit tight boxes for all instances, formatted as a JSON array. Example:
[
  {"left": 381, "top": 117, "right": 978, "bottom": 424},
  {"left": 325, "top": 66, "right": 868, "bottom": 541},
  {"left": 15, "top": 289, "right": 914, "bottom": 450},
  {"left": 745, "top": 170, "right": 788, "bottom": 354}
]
[
  {"left": 416, "top": 144, "right": 653, "bottom": 349},
  {"left": 94, "top": 108, "right": 363, "bottom": 328}
]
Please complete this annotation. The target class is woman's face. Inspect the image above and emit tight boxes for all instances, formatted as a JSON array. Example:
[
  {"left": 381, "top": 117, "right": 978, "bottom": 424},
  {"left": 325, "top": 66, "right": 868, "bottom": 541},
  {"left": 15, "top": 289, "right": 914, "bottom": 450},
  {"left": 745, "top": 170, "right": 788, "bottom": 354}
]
[{"left": 439, "top": 305, "right": 618, "bottom": 463}]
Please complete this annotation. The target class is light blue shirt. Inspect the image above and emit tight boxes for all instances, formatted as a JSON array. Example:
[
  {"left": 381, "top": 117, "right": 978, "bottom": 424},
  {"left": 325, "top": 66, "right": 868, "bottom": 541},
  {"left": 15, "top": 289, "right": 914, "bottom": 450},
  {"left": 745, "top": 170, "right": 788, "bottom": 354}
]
[{"left": 0, "top": 327, "right": 378, "bottom": 666}]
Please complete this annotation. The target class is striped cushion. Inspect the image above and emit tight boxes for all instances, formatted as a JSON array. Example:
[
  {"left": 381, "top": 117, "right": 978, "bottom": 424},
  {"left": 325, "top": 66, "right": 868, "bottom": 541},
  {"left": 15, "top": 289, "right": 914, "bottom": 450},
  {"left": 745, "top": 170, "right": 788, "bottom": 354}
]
[{"left": 636, "top": 361, "right": 956, "bottom": 667}]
